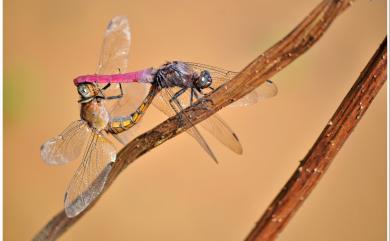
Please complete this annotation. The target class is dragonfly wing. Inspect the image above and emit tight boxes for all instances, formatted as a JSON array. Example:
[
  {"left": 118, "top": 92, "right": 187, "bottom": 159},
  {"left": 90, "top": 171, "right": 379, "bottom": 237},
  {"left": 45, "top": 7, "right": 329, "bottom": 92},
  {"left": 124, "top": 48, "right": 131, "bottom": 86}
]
[
  {"left": 185, "top": 62, "right": 278, "bottom": 106},
  {"left": 40, "top": 120, "right": 90, "bottom": 165},
  {"left": 229, "top": 80, "right": 278, "bottom": 107},
  {"left": 64, "top": 132, "right": 116, "bottom": 217},
  {"left": 96, "top": 16, "right": 131, "bottom": 75},
  {"left": 94, "top": 16, "right": 147, "bottom": 145},
  {"left": 108, "top": 83, "right": 150, "bottom": 116},
  {"left": 96, "top": 16, "right": 131, "bottom": 99},
  {"left": 153, "top": 86, "right": 217, "bottom": 162},
  {"left": 199, "top": 114, "right": 243, "bottom": 154},
  {"left": 162, "top": 87, "right": 243, "bottom": 154}
]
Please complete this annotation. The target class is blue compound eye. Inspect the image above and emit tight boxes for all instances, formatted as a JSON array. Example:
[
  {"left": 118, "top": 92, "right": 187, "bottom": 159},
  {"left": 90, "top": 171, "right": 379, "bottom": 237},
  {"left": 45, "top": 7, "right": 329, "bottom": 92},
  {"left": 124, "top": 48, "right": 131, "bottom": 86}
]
[{"left": 199, "top": 70, "right": 212, "bottom": 88}]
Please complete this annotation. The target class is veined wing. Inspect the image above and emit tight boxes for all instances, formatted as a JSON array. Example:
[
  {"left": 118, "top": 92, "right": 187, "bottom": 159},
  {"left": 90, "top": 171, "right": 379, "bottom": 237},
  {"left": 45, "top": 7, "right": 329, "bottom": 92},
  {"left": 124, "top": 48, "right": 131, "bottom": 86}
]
[
  {"left": 108, "top": 83, "right": 151, "bottom": 145},
  {"left": 185, "top": 62, "right": 278, "bottom": 107},
  {"left": 165, "top": 87, "right": 243, "bottom": 154},
  {"left": 96, "top": 16, "right": 131, "bottom": 99},
  {"left": 199, "top": 114, "right": 243, "bottom": 154},
  {"left": 152, "top": 85, "right": 217, "bottom": 162},
  {"left": 40, "top": 120, "right": 90, "bottom": 165},
  {"left": 96, "top": 16, "right": 131, "bottom": 75},
  {"left": 64, "top": 132, "right": 116, "bottom": 217},
  {"left": 228, "top": 80, "right": 277, "bottom": 107},
  {"left": 94, "top": 15, "right": 146, "bottom": 145}
]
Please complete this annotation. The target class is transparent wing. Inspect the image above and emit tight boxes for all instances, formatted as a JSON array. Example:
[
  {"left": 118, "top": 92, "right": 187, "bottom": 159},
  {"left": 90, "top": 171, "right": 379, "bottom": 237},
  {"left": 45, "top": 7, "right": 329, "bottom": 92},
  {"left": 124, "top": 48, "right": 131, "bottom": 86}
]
[
  {"left": 96, "top": 16, "right": 131, "bottom": 74},
  {"left": 108, "top": 83, "right": 150, "bottom": 116},
  {"left": 166, "top": 88, "right": 243, "bottom": 154},
  {"left": 229, "top": 80, "right": 277, "bottom": 107},
  {"left": 185, "top": 62, "right": 278, "bottom": 106},
  {"left": 96, "top": 16, "right": 131, "bottom": 102},
  {"left": 152, "top": 86, "right": 217, "bottom": 162},
  {"left": 64, "top": 132, "right": 116, "bottom": 217},
  {"left": 106, "top": 83, "right": 151, "bottom": 145},
  {"left": 40, "top": 120, "right": 90, "bottom": 165},
  {"left": 199, "top": 114, "right": 243, "bottom": 154},
  {"left": 94, "top": 15, "right": 146, "bottom": 145}
]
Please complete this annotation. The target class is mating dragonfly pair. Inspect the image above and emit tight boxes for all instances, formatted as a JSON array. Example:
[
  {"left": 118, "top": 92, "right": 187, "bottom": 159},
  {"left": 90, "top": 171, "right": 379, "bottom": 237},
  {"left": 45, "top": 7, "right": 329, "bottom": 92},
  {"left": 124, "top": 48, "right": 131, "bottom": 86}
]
[{"left": 40, "top": 16, "right": 277, "bottom": 218}]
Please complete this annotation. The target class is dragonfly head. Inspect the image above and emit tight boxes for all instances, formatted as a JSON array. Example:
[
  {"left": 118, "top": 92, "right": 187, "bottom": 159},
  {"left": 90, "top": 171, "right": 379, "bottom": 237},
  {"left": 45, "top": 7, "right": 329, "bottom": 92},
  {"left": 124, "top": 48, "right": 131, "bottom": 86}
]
[
  {"left": 77, "top": 83, "right": 101, "bottom": 103},
  {"left": 195, "top": 70, "right": 212, "bottom": 89}
]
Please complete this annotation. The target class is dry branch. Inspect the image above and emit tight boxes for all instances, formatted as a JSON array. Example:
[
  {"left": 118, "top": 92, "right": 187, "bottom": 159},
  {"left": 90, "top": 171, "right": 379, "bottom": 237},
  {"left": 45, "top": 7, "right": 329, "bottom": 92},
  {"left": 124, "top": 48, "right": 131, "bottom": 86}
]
[
  {"left": 245, "top": 37, "right": 387, "bottom": 241},
  {"left": 33, "top": 1, "right": 354, "bottom": 240}
]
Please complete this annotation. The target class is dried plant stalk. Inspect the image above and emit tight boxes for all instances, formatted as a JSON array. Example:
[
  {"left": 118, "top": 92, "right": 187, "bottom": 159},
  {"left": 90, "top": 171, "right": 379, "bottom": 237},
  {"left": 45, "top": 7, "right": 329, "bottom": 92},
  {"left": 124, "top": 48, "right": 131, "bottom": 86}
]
[
  {"left": 33, "top": 1, "right": 354, "bottom": 240},
  {"left": 245, "top": 37, "right": 387, "bottom": 241}
]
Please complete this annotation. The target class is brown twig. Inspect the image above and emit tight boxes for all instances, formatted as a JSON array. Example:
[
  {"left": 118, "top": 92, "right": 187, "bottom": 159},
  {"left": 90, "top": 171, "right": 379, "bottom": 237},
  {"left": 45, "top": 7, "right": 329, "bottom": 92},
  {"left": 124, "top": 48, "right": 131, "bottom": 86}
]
[
  {"left": 33, "top": 1, "right": 354, "bottom": 240},
  {"left": 245, "top": 37, "right": 387, "bottom": 241}
]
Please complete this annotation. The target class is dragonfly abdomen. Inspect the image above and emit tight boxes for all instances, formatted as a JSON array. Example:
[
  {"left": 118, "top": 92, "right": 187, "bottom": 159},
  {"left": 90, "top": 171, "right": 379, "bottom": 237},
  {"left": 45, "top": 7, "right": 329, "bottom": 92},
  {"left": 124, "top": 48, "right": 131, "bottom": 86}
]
[
  {"left": 107, "top": 85, "right": 158, "bottom": 134},
  {"left": 73, "top": 69, "right": 154, "bottom": 85}
]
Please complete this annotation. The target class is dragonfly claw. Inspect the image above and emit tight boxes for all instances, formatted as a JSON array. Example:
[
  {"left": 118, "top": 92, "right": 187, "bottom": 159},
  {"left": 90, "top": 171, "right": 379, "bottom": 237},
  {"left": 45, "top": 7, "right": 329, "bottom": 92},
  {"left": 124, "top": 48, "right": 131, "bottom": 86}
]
[{"left": 200, "top": 97, "right": 214, "bottom": 109}]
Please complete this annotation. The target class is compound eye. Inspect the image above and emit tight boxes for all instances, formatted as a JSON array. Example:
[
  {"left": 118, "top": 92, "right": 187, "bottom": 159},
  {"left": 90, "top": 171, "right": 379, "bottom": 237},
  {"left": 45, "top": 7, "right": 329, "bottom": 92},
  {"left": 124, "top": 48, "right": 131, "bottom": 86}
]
[
  {"left": 199, "top": 70, "right": 212, "bottom": 88},
  {"left": 78, "top": 84, "right": 91, "bottom": 97}
]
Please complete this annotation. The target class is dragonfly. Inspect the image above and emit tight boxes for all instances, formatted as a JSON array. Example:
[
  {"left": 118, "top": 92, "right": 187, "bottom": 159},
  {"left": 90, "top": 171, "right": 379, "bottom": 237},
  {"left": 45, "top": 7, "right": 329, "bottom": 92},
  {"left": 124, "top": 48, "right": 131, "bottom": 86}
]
[
  {"left": 75, "top": 63, "right": 278, "bottom": 163},
  {"left": 40, "top": 16, "right": 156, "bottom": 217}
]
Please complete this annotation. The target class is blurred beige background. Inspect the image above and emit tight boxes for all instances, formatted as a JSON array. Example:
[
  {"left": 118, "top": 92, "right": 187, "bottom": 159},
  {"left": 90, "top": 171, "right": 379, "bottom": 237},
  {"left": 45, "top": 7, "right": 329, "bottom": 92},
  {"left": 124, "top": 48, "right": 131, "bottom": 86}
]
[{"left": 4, "top": 0, "right": 387, "bottom": 241}]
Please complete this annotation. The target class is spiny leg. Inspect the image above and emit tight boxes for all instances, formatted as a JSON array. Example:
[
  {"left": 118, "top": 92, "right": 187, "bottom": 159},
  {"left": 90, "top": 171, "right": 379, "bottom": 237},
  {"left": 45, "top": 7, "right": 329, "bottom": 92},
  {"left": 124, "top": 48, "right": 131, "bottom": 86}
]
[
  {"left": 190, "top": 88, "right": 209, "bottom": 108},
  {"left": 169, "top": 87, "right": 188, "bottom": 105},
  {"left": 194, "top": 88, "right": 213, "bottom": 110},
  {"left": 102, "top": 83, "right": 111, "bottom": 90},
  {"left": 190, "top": 88, "right": 194, "bottom": 105},
  {"left": 168, "top": 87, "right": 188, "bottom": 125},
  {"left": 193, "top": 88, "right": 200, "bottom": 99},
  {"left": 101, "top": 68, "right": 124, "bottom": 99},
  {"left": 105, "top": 83, "right": 124, "bottom": 100}
]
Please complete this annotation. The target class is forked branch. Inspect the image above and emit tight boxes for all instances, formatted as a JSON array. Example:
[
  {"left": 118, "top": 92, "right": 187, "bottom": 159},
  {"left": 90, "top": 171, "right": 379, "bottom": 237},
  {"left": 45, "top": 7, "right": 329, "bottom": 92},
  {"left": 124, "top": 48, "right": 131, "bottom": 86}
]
[{"left": 33, "top": 1, "right": 354, "bottom": 240}]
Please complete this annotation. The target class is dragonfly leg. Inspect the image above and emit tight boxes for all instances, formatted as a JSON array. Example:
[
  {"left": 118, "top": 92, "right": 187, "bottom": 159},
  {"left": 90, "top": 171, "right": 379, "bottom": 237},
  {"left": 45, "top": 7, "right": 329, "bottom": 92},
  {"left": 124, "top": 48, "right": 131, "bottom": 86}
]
[
  {"left": 169, "top": 87, "right": 188, "bottom": 104},
  {"left": 105, "top": 83, "right": 124, "bottom": 100},
  {"left": 168, "top": 87, "right": 188, "bottom": 125},
  {"left": 193, "top": 88, "right": 200, "bottom": 99},
  {"left": 194, "top": 88, "right": 213, "bottom": 110},
  {"left": 190, "top": 88, "right": 194, "bottom": 105},
  {"left": 102, "top": 83, "right": 111, "bottom": 90}
]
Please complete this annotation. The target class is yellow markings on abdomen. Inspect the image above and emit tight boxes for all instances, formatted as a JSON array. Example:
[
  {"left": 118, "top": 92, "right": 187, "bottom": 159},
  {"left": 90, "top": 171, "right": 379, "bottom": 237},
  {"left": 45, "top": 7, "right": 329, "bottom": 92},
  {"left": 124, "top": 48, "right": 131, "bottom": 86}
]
[{"left": 107, "top": 85, "right": 158, "bottom": 135}]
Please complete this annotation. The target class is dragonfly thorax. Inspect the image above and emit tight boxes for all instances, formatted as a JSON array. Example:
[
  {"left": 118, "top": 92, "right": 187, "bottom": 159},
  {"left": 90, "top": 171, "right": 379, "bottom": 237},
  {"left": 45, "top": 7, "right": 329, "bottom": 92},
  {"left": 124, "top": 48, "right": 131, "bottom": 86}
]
[
  {"left": 153, "top": 61, "right": 214, "bottom": 91},
  {"left": 80, "top": 99, "right": 110, "bottom": 131},
  {"left": 154, "top": 61, "right": 199, "bottom": 89}
]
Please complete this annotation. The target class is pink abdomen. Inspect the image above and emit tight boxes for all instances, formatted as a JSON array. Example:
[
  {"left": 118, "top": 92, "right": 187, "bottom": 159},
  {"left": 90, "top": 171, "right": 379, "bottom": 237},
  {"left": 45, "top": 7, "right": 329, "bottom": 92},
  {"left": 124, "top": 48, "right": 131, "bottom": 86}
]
[{"left": 73, "top": 68, "right": 154, "bottom": 85}]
